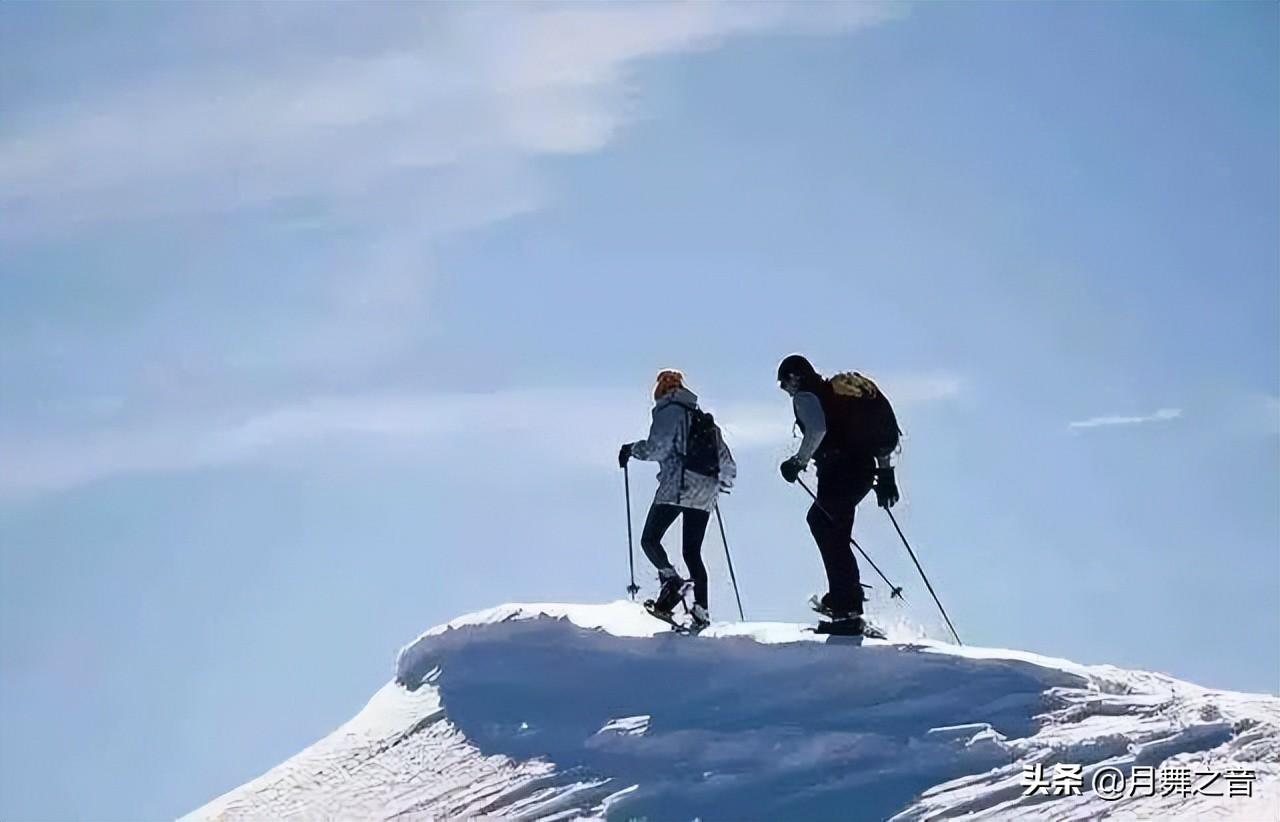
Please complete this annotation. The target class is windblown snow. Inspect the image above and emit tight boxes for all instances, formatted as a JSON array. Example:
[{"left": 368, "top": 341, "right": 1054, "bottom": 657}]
[{"left": 187, "top": 602, "right": 1278, "bottom": 821}]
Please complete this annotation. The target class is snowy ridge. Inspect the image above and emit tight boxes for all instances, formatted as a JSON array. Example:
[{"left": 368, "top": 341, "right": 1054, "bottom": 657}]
[{"left": 187, "top": 602, "right": 1279, "bottom": 821}]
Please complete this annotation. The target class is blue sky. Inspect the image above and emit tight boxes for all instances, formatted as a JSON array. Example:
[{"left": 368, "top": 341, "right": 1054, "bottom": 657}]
[{"left": 1, "top": 2, "right": 1276, "bottom": 819}]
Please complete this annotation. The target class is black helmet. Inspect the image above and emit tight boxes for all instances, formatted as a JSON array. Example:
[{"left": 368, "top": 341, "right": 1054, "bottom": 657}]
[{"left": 777, "top": 354, "right": 817, "bottom": 383}]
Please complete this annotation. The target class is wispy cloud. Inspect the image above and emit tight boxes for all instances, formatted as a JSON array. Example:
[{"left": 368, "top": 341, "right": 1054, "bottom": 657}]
[
  {"left": 0, "top": 2, "right": 898, "bottom": 236},
  {"left": 877, "top": 373, "right": 965, "bottom": 406},
  {"left": 0, "top": 389, "right": 626, "bottom": 497},
  {"left": 1, "top": 371, "right": 960, "bottom": 498},
  {"left": 0, "top": 3, "right": 916, "bottom": 499},
  {"left": 1068, "top": 408, "right": 1183, "bottom": 430},
  {"left": 1, "top": 2, "right": 901, "bottom": 434}
]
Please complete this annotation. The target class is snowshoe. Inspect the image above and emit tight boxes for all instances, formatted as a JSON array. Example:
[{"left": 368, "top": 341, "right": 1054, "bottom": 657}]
[
  {"left": 643, "top": 574, "right": 700, "bottom": 634},
  {"left": 814, "top": 618, "right": 886, "bottom": 639},
  {"left": 808, "top": 593, "right": 863, "bottom": 621},
  {"left": 643, "top": 598, "right": 680, "bottom": 626},
  {"left": 643, "top": 598, "right": 696, "bottom": 634},
  {"left": 808, "top": 595, "right": 886, "bottom": 639}
]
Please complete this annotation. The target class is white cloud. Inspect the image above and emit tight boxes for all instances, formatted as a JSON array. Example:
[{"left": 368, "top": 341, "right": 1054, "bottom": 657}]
[
  {"left": 0, "top": 2, "right": 898, "bottom": 235},
  {"left": 716, "top": 373, "right": 964, "bottom": 450},
  {"left": 0, "top": 389, "right": 630, "bottom": 497},
  {"left": 876, "top": 373, "right": 965, "bottom": 406},
  {"left": 0, "top": 370, "right": 959, "bottom": 497},
  {"left": 0, "top": 4, "right": 919, "bottom": 498},
  {"left": 718, "top": 402, "right": 790, "bottom": 451},
  {"left": 0, "top": 1, "right": 901, "bottom": 424},
  {"left": 1068, "top": 408, "right": 1183, "bottom": 430}
]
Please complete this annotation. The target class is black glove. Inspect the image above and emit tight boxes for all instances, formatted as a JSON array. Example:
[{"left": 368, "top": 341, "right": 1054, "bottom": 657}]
[
  {"left": 779, "top": 456, "right": 805, "bottom": 483},
  {"left": 618, "top": 443, "right": 633, "bottom": 468},
  {"left": 874, "top": 466, "right": 899, "bottom": 508}
]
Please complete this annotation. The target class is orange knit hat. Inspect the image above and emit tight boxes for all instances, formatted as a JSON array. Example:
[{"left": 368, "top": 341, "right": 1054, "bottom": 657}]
[{"left": 653, "top": 369, "right": 685, "bottom": 400}]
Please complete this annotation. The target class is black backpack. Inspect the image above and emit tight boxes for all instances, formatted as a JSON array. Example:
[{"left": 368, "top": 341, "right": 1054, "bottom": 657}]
[
  {"left": 820, "top": 372, "right": 900, "bottom": 459},
  {"left": 674, "top": 403, "right": 721, "bottom": 478}
]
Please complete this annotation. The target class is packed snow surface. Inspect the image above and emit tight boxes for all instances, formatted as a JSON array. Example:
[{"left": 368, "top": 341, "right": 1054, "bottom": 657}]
[{"left": 187, "top": 601, "right": 1279, "bottom": 821}]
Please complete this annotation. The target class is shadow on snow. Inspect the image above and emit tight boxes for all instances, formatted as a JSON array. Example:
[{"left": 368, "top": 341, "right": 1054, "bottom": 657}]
[{"left": 396, "top": 617, "right": 1087, "bottom": 821}]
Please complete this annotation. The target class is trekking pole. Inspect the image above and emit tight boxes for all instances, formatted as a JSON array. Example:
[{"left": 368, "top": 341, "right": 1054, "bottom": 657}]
[
  {"left": 623, "top": 463, "right": 639, "bottom": 599},
  {"left": 884, "top": 508, "right": 962, "bottom": 645},
  {"left": 714, "top": 504, "right": 745, "bottom": 621},
  {"left": 796, "top": 477, "right": 905, "bottom": 601}
]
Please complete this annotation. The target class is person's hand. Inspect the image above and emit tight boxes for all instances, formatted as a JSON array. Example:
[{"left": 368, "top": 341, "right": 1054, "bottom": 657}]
[
  {"left": 874, "top": 466, "right": 899, "bottom": 508},
  {"left": 718, "top": 479, "right": 733, "bottom": 495},
  {"left": 618, "top": 443, "right": 633, "bottom": 468},
  {"left": 779, "top": 456, "right": 805, "bottom": 483}
]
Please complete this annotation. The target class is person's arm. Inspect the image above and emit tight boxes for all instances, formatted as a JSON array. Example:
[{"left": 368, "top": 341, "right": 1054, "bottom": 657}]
[
  {"left": 791, "top": 392, "right": 826, "bottom": 465},
  {"left": 630, "top": 405, "right": 679, "bottom": 462}
]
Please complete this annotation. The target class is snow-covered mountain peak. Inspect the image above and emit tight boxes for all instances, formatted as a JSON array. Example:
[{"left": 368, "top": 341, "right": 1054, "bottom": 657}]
[{"left": 188, "top": 602, "right": 1279, "bottom": 821}]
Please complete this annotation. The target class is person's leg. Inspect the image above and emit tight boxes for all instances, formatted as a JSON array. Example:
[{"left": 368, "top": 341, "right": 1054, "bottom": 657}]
[
  {"left": 806, "top": 498, "right": 854, "bottom": 609},
  {"left": 808, "top": 464, "right": 873, "bottom": 612},
  {"left": 642, "top": 503, "right": 688, "bottom": 612},
  {"left": 833, "top": 472, "right": 873, "bottom": 607},
  {"left": 680, "top": 508, "right": 712, "bottom": 608},
  {"left": 639, "top": 503, "right": 681, "bottom": 573}
]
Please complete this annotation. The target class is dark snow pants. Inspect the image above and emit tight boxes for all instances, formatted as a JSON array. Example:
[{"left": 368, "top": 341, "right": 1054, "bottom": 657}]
[
  {"left": 640, "top": 503, "right": 711, "bottom": 608},
  {"left": 807, "top": 457, "right": 875, "bottom": 613}
]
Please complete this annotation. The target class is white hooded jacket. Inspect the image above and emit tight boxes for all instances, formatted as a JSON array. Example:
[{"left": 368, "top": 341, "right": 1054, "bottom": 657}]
[{"left": 628, "top": 387, "right": 736, "bottom": 512}]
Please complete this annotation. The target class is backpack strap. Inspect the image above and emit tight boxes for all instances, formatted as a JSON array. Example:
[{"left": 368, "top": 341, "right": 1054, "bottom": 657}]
[
  {"left": 670, "top": 401, "right": 694, "bottom": 492},
  {"left": 670, "top": 401, "right": 700, "bottom": 456}
]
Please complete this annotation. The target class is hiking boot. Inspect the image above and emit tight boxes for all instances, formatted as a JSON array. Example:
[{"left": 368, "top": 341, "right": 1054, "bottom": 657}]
[{"left": 688, "top": 604, "right": 711, "bottom": 632}]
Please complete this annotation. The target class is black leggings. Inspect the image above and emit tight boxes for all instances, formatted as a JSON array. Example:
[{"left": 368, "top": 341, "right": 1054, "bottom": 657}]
[{"left": 640, "top": 503, "right": 711, "bottom": 607}]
